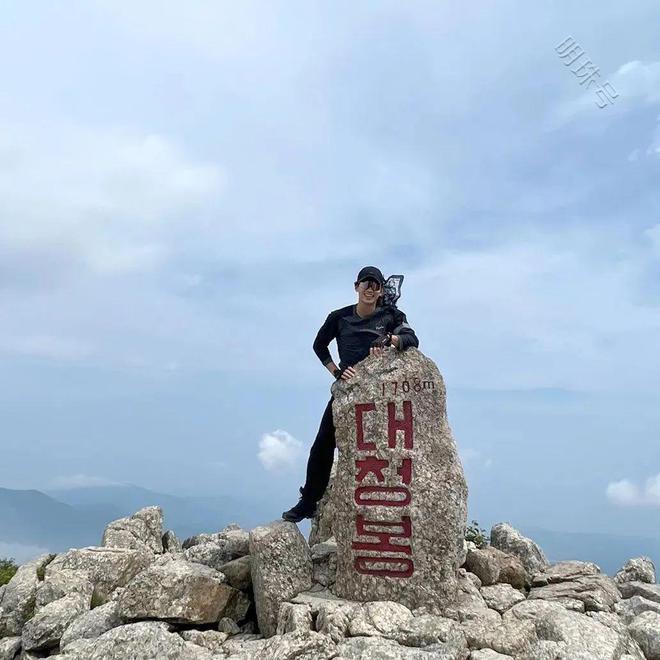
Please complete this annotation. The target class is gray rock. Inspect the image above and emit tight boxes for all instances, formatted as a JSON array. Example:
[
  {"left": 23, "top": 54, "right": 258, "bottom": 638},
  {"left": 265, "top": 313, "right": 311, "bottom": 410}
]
[
  {"left": 179, "top": 629, "right": 228, "bottom": 654},
  {"left": 218, "top": 616, "right": 241, "bottom": 634},
  {"left": 470, "top": 650, "right": 514, "bottom": 660},
  {"left": 221, "top": 634, "right": 268, "bottom": 658},
  {"left": 249, "top": 520, "right": 313, "bottom": 637},
  {"left": 224, "top": 590, "right": 251, "bottom": 622},
  {"left": 615, "top": 594, "right": 660, "bottom": 623},
  {"left": 628, "top": 611, "right": 660, "bottom": 660},
  {"left": 21, "top": 593, "right": 89, "bottom": 652},
  {"left": 480, "top": 584, "right": 526, "bottom": 614},
  {"left": 460, "top": 617, "right": 536, "bottom": 657},
  {"left": 56, "top": 620, "right": 212, "bottom": 659},
  {"left": 116, "top": 556, "right": 239, "bottom": 624},
  {"left": 490, "top": 523, "right": 549, "bottom": 575},
  {"left": 335, "top": 635, "right": 466, "bottom": 659},
  {"left": 392, "top": 613, "right": 467, "bottom": 649},
  {"left": 614, "top": 557, "right": 656, "bottom": 585},
  {"left": 0, "top": 637, "right": 21, "bottom": 660},
  {"left": 315, "top": 600, "right": 358, "bottom": 642},
  {"left": 311, "top": 537, "right": 337, "bottom": 587},
  {"left": 465, "top": 547, "right": 527, "bottom": 589},
  {"left": 35, "top": 569, "right": 93, "bottom": 610},
  {"left": 218, "top": 555, "right": 252, "bottom": 591},
  {"left": 184, "top": 541, "right": 238, "bottom": 571},
  {"left": 252, "top": 629, "right": 336, "bottom": 659},
  {"left": 332, "top": 349, "right": 468, "bottom": 611},
  {"left": 102, "top": 506, "right": 164, "bottom": 554},
  {"left": 529, "top": 561, "right": 620, "bottom": 612},
  {"left": 59, "top": 600, "right": 123, "bottom": 650},
  {"left": 0, "top": 553, "right": 56, "bottom": 637},
  {"left": 162, "top": 530, "right": 182, "bottom": 553},
  {"left": 276, "top": 602, "right": 313, "bottom": 634},
  {"left": 619, "top": 580, "right": 660, "bottom": 603},
  {"left": 446, "top": 569, "right": 498, "bottom": 623},
  {"left": 347, "top": 601, "right": 413, "bottom": 637},
  {"left": 45, "top": 546, "right": 154, "bottom": 604}
]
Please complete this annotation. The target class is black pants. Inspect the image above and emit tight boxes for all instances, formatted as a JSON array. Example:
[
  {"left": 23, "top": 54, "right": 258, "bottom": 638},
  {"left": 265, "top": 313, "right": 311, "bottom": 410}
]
[{"left": 301, "top": 396, "right": 335, "bottom": 503}]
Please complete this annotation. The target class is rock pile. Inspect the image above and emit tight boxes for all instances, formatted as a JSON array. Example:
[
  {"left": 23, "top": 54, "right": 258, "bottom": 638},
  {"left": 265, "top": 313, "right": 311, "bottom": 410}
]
[{"left": 0, "top": 507, "right": 659, "bottom": 659}]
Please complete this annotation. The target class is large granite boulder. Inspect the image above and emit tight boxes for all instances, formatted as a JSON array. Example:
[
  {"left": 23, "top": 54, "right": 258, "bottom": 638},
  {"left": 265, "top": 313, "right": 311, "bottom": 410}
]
[
  {"left": 0, "top": 553, "right": 56, "bottom": 637},
  {"left": 614, "top": 557, "right": 656, "bottom": 585},
  {"left": 490, "top": 523, "right": 549, "bottom": 576},
  {"left": 330, "top": 347, "right": 468, "bottom": 611},
  {"left": 115, "top": 555, "right": 239, "bottom": 624},
  {"left": 45, "top": 546, "right": 154, "bottom": 604},
  {"left": 102, "top": 506, "right": 164, "bottom": 554},
  {"left": 249, "top": 520, "right": 313, "bottom": 637}
]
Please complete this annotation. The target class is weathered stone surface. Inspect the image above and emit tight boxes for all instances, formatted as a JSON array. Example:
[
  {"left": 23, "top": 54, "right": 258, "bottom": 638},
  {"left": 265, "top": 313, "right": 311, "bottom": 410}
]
[
  {"left": 249, "top": 520, "right": 313, "bottom": 637},
  {"left": 59, "top": 600, "right": 123, "bottom": 650},
  {"left": 35, "top": 569, "right": 93, "bottom": 610},
  {"left": 116, "top": 556, "right": 238, "bottom": 624},
  {"left": 239, "top": 629, "right": 336, "bottom": 660},
  {"left": 460, "top": 617, "right": 536, "bottom": 657},
  {"left": 615, "top": 594, "right": 660, "bottom": 622},
  {"left": 614, "top": 556, "right": 656, "bottom": 585},
  {"left": 444, "top": 569, "right": 499, "bottom": 624},
  {"left": 470, "top": 650, "right": 514, "bottom": 660},
  {"left": 490, "top": 523, "right": 549, "bottom": 575},
  {"left": 347, "top": 600, "right": 413, "bottom": 637},
  {"left": 479, "top": 584, "right": 526, "bottom": 613},
  {"left": 102, "top": 506, "right": 164, "bottom": 554},
  {"left": 629, "top": 611, "right": 660, "bottom": 660},
  {"left": 56, "top": 620, "right": 213, "bottom": 659},
  {"left": 183, "top": 526, "right": 249, "bottom": 557},
  {"left": 179, "top": 629, "right": 228, "bottom": 654},
  {"left": 276, "top": 602, "right": 314, "bottom": 634},
  {"left": 619, "top": 580, "right": 660, "bottom": 603},
  {"left": 465, "top": 547, "right": 527, "bottom": 589},
  {"left": 162, "top": 529, "right": 183, "bottom": 553},
  {"left": 0, "top": 636, "right": 21, "bottom": 660},
  {"left": 45, "top": 546, "right": 153, "bottom": 604},
  {"left": 529, "top": 561, "right": 620, "bottom": 612},
  {"left": 309, "top": 465, "right": 336, "bottom": 547},
  {"left": 0, "top": 553, "right": 55, "bottom": 637},
  {"left": 331, "top": 348, "right": 468, "bottom": 611},
  {"left": 218, "top": 555, "right": 252, "bottom": 591},
  {"left": 312, "top": 537, "right": 338, "bottom": 587},
  {"left": 391, "top": 613, "right": 467, "bottom": 649},
  {"left": 505, "top": 599, "right": 627, "bottom": 659},
  {"left": 221, "top": 634, "right": 268, "bottom": 657},
  {"left": 218, "top": 616, "right": 241, "bottom": 634},
  {"left": 335, "top": 635, "right": 465, "bottom": 660},
  {"left": 224, "top": 589, "right": 250, "bottom": 622},
  {"left": 315, "top": 601, "right": 358, "bottom": 642},
  {"left": 21, "top": 593, "right": 89, "bottom": 652}
]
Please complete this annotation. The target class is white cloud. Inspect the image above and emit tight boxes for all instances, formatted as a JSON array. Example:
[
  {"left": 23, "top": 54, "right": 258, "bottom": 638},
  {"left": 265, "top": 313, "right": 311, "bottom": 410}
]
[
  {"left": 258, "top": 430, "right": 305, "bottom": 473},
  {"left": 606, "top": 474, "right": 660, "bottom": 507},
  {"left": 47, "top": 474, "right": 125, "bottom": 489}
]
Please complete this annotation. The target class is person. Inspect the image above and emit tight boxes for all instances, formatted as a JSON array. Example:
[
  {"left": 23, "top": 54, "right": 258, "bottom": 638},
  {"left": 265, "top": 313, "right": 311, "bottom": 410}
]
[{"left": 281, "top": 265, "right": 420, "bottom": 523}]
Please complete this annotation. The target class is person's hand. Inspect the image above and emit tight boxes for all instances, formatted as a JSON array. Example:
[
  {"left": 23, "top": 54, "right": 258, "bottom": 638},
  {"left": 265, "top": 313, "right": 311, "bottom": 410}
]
[
  {"left": 370, "top": 345, "right": 384, "bottom": 357},
  {"left": 340, "top": 366, "right": 357, "bottom": 380},
  {"left": 390, "top": 334, "right": 400, "bottom": 349}
]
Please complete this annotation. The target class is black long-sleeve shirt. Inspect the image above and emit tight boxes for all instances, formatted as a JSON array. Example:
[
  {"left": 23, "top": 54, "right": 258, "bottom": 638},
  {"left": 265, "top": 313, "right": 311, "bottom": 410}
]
[{"left": 313, "top": 304, "right": 419, "bottom": 370}]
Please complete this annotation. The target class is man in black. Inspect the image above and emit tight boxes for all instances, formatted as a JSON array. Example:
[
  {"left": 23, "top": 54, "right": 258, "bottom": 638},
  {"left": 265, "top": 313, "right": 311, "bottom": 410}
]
[{"left": 282, "top": 266, "right": 419, "bottom": 523}]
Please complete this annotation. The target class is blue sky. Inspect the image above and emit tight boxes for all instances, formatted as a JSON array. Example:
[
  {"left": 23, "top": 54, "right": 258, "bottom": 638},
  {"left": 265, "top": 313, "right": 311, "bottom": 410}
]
[{"left": 1, "top": 1, "right": 659, "bottom": 537}]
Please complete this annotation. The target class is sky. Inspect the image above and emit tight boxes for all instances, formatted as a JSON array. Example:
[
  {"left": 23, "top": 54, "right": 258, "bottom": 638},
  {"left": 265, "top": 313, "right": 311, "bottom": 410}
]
[{"left": 1, "top": 1, "right": 659, "bottom": 539}]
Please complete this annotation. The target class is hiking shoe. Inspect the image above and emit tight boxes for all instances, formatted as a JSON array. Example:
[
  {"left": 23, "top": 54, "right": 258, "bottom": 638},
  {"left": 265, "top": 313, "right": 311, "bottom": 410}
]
[{"left": 282, "top": 488, "right": 317, "bottom": 523}]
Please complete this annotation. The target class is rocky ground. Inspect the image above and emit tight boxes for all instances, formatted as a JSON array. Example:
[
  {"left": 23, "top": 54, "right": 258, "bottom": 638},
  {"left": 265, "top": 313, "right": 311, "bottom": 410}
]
[{"left": 0, "top": 505, "right": 659, "bottom": 660}]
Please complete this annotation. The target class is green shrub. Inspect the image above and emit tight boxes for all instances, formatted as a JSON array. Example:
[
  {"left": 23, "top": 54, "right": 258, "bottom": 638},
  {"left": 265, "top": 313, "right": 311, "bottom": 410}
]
[
  {"left": 0, "top": 557, "right": 19, "bottom": 586},
  {"left": 465, "top": 520, "right": 489, "bottom": 548}
]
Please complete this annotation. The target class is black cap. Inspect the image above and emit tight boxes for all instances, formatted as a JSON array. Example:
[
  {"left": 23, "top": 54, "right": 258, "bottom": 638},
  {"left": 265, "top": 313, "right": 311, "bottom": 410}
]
[{"left": 356, "top": 266, "right": 385, "bottom": 285}]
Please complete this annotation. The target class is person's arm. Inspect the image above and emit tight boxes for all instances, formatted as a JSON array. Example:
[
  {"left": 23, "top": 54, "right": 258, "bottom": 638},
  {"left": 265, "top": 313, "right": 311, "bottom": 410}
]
[
  {"left": 313, "top": 310, "right": 340, "bottom": 370},
  {"left": 390, "top": 308, "right": 419, "bottom": 351}
]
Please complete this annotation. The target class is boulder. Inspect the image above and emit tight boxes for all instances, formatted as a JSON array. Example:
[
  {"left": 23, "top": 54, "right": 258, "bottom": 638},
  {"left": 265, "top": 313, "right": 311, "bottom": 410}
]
[
  {"left": 116, "top": 556, "right": 239, "bottom": 624},
  {"left": 276, "top": 602, "right": 314, "bottom": 634},
  {"left": 614, "top": 557, "right": 656, "bottom": 585},
  {"left": 252, "top": 629, "right": 336, "bottom": 660},
  {"left": 628, "top": 611, "right": 660, "bottom": 660},
  {"left": 21, "top": 593, "right": 89, "bottom": 653},
  {"left": 45, "top": 546, "right": 154, "bottom": 604},
  {"left": 335, "top": 635, "right": 465, "bottom": 659},
  {"left": 249, "top": 520, "right": 313, "bottom": 637},
  {"left": 465, "top": 546, "right": 528, "bottom": 589},
  {"left": 347, "top": 600, "right": 413, "bottom": 637},
  {"left": 470, "top": 650, "right": 514, "bottom": 660},
  {"left": 615, "top": 594, "right": 660, "bottom": 623},
  {"left": 59, "top": 600, "right": 123, "bottom": 650},
  {"left": 311, "top": 537, "right": 338, "bottom": 587},
  {"left": 0, "top": 553, "right": 56, "bottom": 637},
  {"left": 35, "top": 569, "right": 93, "bottom": 611},
  {"left": 490, "top": 523, "right": 549, "bottom": 575},
  {"left": 618, "top": 580, "right": 660, "bottom": 604},
  {"left": 0, "top": 637, "right": 21, "bottom": 660},
  {"left": 218, "top": 555, "right": 252, "bottom": 591},
  {"left": 178, "top": 629, "right": 228, "bottom": 654},
  {"left": 480, "top": 584, "right": 526, "bottom": 613},
  {"left": 162, "top": 530, "right": 182, "bottom": 553},
  {"left": 331, "top": 348, "right": 468, "bottom": 610},
  {"left": 102, "top": 506, "right": 164, "bottom": 554}
]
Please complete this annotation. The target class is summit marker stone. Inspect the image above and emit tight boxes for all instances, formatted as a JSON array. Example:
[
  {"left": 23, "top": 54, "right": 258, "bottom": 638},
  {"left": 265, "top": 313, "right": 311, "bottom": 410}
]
[{"left": 330, "top": 347, "right": 468, "bottom": 611}]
